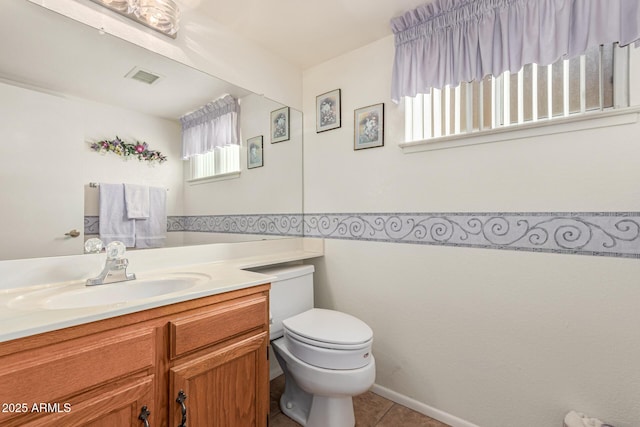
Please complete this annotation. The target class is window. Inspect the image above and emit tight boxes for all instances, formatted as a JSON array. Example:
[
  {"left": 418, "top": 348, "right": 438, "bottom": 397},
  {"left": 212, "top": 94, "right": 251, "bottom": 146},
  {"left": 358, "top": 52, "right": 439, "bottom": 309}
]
[
  {"left": 180, "top": 94, "right": 240, "bottom": 180},
  {"left": 404, "top": 43, "right": 630, "bottom": 143},
  {"left": 188, "top": 145, "right": 240, "bottom": 181}
]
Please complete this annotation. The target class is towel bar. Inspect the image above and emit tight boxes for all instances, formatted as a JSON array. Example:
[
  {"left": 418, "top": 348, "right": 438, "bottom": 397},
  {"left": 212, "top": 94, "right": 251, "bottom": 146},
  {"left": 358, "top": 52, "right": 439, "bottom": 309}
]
[{"left": 89, "top": 182, "right": 168, "bottom": 191}]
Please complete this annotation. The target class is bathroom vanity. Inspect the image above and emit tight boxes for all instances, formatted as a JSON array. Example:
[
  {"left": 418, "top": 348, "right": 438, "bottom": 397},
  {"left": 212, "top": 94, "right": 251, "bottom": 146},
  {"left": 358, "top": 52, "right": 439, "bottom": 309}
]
[
  {"left": 0, "top": 238, "right": 323, "bottom": 427},
  {"left": 0, "top": 283, "right": 269, "bottom": 427}
]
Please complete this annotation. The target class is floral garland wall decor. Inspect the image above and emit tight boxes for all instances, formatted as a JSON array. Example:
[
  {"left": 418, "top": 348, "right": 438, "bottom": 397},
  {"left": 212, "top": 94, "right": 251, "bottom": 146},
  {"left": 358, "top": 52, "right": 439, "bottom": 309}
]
[{"left": 89, "top": 136, "right": 167, "bottom": 163}]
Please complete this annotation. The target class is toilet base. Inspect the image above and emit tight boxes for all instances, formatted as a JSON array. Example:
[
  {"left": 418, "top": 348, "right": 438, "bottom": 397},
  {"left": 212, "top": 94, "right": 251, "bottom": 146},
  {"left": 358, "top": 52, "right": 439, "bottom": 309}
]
[
  {"left": 279, "top": 386, "right": 355, "bottom": 427},
  {"left": 278, "top": 358, "right": 312, "bottom": 426},
  {"left": 273, "top": 336, "right": 375, "bottom": 427},
  {"left": 306, "top": 395, "right": 355, "bottom": 427}
]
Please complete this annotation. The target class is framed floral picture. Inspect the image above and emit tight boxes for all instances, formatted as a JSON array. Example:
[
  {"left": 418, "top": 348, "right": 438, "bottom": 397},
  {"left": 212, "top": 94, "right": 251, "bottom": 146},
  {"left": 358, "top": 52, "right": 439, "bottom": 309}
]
[
  {"left": 316, "top": 89, "right": 341, "bottom": 133},
  {"left": 354, "top": 103, "right": 384, "bottom": 150},
  {"left": 270, "top": 106, "right": 290, "bottom": 143},
  {"left": 247, "top": 135, "right": 263, "bottom": 169}
]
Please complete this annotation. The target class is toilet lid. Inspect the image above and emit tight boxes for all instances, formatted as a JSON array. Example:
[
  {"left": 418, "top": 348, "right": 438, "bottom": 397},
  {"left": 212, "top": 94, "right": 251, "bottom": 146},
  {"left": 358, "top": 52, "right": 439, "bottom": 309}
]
[{"left": 282, "top": 308, "right": 373, "bottom": 347}]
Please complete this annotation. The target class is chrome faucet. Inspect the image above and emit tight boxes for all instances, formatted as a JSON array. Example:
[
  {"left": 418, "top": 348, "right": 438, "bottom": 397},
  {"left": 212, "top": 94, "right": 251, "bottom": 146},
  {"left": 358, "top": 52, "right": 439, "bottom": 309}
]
[{"left": 86, "top": 241, "right": 136, "bottom": 286}]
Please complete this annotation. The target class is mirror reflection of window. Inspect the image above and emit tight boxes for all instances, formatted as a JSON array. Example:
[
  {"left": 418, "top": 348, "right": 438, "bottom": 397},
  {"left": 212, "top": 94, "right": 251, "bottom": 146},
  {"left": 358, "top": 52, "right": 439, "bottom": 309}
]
[{"left": 189, "top": 146, "right": 241, "bottom": 180}]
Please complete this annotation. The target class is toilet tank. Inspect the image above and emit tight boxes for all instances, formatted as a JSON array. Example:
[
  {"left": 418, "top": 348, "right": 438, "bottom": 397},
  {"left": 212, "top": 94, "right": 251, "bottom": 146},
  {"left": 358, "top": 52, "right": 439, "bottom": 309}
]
[{"left": 252, "top": 264, "right": 314, "bottom": 340}]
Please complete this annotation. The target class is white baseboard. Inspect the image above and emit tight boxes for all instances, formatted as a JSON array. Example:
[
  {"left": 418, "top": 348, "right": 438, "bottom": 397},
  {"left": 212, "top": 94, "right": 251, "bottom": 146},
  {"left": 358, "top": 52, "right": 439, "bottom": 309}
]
[{"left": 370, "top": 384, "right": 479, "bottom": 427}]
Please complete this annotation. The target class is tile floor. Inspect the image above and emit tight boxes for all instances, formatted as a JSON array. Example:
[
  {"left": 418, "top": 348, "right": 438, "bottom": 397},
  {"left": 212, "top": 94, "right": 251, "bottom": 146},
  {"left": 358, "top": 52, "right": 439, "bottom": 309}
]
[{"left": 270, "top": 375, "right": 451, "bottom": 427}]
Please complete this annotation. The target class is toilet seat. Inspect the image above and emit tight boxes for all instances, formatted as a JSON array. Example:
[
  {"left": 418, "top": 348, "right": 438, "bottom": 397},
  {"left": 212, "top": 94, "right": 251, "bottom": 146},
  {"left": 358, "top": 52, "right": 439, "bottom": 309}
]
[
  {"left": 285, "top": 328, "right": 371, "bottom": 351},
  {"left": 283, "top": 308, "right": 373, "bottom": 346},
  {"left": 282, "top": 308, "right": 373, "bottom": 370}
]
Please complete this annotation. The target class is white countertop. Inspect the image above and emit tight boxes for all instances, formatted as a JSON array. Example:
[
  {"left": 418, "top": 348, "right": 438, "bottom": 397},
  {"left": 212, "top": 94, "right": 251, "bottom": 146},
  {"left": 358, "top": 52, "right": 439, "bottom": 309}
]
[{"left": 0, "top": 238, "right": 323, "bottom": 343}]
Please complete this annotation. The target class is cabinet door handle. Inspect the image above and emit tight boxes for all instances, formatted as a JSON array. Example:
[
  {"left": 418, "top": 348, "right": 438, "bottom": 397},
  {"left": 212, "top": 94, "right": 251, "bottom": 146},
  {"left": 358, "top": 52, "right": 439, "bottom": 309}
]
[
  {"left": 176, "top": 390, "right": 187, "bottom": 427},
  {"left": 138, "top": 405, "right": 151, "bottom": 427}
]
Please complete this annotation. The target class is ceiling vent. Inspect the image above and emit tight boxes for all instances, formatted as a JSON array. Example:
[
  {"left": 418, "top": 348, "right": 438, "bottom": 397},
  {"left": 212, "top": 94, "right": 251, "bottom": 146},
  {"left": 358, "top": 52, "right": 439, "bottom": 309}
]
[{"left": 125, "top": 67, "right": 162, "bottom": 85}]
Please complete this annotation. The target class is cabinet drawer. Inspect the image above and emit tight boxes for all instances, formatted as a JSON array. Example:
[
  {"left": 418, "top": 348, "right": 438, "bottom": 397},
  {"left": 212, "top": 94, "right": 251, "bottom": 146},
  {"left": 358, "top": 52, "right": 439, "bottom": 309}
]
[
  {"left": 170, "top": 295, "right": 267, "bottom": 358},
  {"left": 0, "top": 327, "right": 155, "bottom": 422}
]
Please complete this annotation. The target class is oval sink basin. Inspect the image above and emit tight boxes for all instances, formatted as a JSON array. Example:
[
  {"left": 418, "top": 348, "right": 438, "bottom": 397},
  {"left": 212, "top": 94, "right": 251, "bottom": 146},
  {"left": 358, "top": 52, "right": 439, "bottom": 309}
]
[
  {"left": 44, "top": 278, "right": 198, "bottom": 309},
  {"left": 8, "top": 273, "right": 210, "bottom": 310}
]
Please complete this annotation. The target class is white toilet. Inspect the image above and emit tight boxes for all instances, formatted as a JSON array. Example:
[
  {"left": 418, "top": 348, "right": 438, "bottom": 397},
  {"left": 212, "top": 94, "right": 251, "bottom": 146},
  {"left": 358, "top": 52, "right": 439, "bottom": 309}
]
[{"left": 259, "top": 264, "right": 376, "bottom": 427}]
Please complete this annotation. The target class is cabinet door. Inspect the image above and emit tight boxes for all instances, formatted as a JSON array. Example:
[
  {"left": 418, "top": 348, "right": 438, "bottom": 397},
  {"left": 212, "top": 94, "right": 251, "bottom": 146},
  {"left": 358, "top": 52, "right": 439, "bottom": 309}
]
[
  {"left": 14, "top": 375, "right": 154, "bottom": 427},
  {"left": 0, "top": 327, "right": 157, "bottom": 427},
  {"left": 170, "top": 332, "right": 269, "bottom": 427}
]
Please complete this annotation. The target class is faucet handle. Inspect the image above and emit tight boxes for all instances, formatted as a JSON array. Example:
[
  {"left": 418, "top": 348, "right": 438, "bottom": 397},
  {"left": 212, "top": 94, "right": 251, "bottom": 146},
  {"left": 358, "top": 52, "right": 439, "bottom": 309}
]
[
  {"left": 84, "top": 238, "right": 104, "bottom": 254},
  {"left": 105, "top": 241, "right": 127, "bottom": 260}
]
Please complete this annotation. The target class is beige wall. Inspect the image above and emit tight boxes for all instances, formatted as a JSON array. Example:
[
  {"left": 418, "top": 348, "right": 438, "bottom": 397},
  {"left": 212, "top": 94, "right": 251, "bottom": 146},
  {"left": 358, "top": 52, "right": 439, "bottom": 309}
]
[{"left": 303, "top": 36, "right": 640, "bottom": 427}]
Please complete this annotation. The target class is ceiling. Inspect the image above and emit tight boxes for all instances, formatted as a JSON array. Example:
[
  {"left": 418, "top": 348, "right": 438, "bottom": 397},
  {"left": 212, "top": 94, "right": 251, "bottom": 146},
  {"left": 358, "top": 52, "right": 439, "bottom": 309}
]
[
  {"left": 182, "top": 0, "right": 428, "bottom": 69},
  {"left": 0, "top": 0, "right": 250, "bottom": 120}
]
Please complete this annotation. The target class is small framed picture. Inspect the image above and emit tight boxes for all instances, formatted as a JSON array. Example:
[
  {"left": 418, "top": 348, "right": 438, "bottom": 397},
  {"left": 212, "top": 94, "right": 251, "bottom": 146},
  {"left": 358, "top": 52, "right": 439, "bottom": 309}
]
[
  {"left": 247, "top": 135, "right": 264, "bottom": 169},
  {"left": 354, "top": 103, "right": 384, "bottom": 150},
  {"left": 270, "top": 106, "right": 290, "bottom": 143},
  {"left": 316, "top": 89, "right": 341, "bottom": 133}
]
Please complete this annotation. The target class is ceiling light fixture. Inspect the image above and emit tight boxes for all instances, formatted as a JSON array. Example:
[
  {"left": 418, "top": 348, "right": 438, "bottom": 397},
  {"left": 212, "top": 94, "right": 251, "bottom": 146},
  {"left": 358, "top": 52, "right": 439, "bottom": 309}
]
[{"left": 91, "top": 0, "right": 179, "bottom": 38}]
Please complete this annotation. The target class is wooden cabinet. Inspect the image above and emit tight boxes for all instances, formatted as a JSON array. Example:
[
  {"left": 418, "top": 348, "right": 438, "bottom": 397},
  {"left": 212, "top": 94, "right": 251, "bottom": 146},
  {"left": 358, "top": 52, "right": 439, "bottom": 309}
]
[
  {"left": 168, "top": 294, "right": 269, "bottom": 427},
  {"left": 0, "top": 284, "right": 270, "bottom": 427},
  {"left": 170, "top": 332, "right": 268, "bottom": 427}
]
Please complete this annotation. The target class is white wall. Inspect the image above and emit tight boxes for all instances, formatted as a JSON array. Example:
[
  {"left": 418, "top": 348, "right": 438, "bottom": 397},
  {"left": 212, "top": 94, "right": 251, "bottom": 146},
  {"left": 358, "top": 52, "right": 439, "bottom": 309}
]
[
  {"left": 303, "top": 36, "right": 640, "bottom": 427},
  {"left": 80, "top": 97, "right": 183, "bottom": 216},
  {"left": 183, "top": 94, "right": 303, "bottom": 216},
  {"left": 80, "top": 95, "right": 185, "bottom": 249},
  {"left": 0, "top": 81, "right": 184, "bottom": 259}
]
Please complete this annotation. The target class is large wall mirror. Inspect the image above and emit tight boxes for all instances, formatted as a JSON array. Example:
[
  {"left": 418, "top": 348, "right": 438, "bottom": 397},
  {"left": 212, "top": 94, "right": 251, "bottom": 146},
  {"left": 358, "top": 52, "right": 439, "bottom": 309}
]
[{"left": 0, "top": 0, "right": 303, "bottom": 261}]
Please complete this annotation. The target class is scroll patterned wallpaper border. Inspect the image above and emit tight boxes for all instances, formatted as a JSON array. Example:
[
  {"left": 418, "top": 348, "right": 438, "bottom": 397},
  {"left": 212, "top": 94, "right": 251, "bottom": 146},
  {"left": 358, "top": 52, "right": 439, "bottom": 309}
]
[
  {"left": 303, "top": 212, "right": 640, "bottom": 258},
  {"left": 169, "top": 214, "right": 304, "bottom": 236},
  {"left": 85, "top": 214, "right": 304, "bottom": 237},
  {"left": 85, "top": 212, "right": 640, "bottom": 258}
]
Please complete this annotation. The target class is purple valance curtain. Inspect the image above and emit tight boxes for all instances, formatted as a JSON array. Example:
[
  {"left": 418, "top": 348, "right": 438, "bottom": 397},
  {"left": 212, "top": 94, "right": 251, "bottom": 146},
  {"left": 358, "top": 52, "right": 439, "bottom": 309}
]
[
  {"left": 180, "top": 94, "right": 240, "bottom": 159},
  {"left": 390, "top": 0, "right": 640, "bottom": 103}
]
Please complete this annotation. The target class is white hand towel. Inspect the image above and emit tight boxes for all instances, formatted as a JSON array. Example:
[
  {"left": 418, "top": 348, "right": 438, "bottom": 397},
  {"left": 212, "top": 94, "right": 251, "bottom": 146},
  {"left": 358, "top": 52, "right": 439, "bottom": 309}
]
[
  {"left": 99, "top": 183, "right": 135, "bottom": 247},
  {"left": 124, "top": 184, "right": 150, "bottom": 219},
  {"left": 135, "top": 186, "right": 167, "bottom": 249}
]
